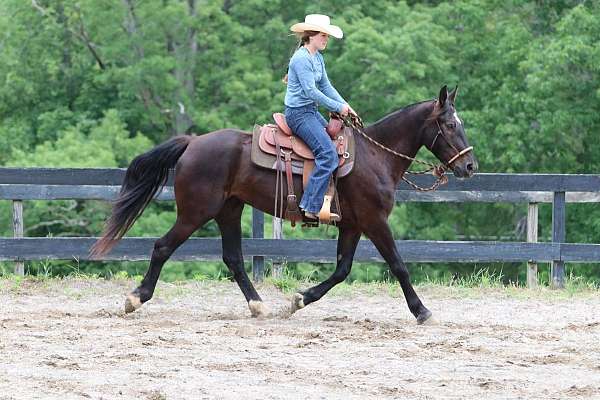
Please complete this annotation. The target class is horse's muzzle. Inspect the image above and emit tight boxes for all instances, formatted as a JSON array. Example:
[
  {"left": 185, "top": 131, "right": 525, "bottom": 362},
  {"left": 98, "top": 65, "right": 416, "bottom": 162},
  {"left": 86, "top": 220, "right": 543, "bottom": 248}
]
[{"left": 452, "top": 155, "right": 478, "bottom": 178}]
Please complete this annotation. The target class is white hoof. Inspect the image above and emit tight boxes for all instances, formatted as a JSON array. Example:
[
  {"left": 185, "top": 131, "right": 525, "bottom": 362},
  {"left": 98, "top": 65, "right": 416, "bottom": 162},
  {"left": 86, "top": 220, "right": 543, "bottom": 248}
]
[
  {"left": 124, "top": 294, "right": 142, "bottom": 314},
  {"left": 420, "top": 316, "right": 438, "bottom": 326},
  {"left": 248, "top": 300, "right": 270, "bottom": 318},
  {"left": 290, "top": 293, "right": 305, "bottom": 314}
]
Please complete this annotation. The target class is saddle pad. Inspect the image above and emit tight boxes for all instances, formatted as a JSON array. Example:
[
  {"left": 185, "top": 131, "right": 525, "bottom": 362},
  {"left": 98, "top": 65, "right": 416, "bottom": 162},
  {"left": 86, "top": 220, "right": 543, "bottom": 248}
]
[{"left": 251, "top": 125, "right": 356, "bottom": 178}]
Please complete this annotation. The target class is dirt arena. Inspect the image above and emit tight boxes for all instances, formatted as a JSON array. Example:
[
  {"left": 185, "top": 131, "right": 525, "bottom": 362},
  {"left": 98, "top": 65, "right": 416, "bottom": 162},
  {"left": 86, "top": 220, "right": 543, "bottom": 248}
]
[{"left": 1, "top": 278, "right": 599, "bottom": 400}]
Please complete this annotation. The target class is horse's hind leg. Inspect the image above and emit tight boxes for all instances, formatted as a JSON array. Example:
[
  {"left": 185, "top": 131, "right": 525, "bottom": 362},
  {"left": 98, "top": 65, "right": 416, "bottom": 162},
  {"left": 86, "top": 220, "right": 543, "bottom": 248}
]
[
  {"left": 214, "top": 198, "right": 269, "bottom": 318},
  {"left": 125, "top": 215, "right": 206, "bottom": 313}
]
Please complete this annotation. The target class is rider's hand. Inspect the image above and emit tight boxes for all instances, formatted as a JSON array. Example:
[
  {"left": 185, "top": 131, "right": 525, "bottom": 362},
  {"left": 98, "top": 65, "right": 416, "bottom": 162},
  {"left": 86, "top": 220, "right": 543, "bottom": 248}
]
[
  {"left": 340, "top": 104, "right": 350, "bottom": 117},
  {"left": 348, "top": 105, "right": 358, "bottom": 116}
]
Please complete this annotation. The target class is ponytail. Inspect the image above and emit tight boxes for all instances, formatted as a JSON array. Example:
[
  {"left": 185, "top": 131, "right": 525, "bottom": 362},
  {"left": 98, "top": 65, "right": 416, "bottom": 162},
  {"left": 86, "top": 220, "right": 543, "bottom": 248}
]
[{"left": 282, "top": 31, "right": 320, "bottom": 84}]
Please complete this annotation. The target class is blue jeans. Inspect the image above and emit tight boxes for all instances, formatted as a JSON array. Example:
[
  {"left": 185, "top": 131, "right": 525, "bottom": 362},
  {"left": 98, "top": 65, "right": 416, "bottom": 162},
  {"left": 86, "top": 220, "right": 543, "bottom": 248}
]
[{"left": 285, "top": 104, "right": 338, "bottom": 213}]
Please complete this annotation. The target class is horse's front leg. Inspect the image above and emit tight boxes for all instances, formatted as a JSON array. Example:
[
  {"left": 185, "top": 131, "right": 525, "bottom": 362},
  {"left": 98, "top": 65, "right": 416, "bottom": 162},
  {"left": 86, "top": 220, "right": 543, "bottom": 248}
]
[
  {"left": 290, "top": 226, "right": 361, "bottom": 313},
  {"left": 364, "top": 220, "right": 432, "bottom": 324}
]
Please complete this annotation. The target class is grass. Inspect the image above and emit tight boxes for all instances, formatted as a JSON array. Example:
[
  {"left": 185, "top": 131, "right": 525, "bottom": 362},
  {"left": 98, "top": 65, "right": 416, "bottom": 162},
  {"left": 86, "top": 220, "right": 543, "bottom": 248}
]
[
  {"left": 258, "top": 266, "right": 598, "bottom": 300},
  {"left": 0, "top": 266, "right": 598, "bottom": 300},
  {"left": 265, "top": 271, "right": 302, "bottom": 294},
  {"left": 564, "top": 273, "right": 600, "bottom": 293},
  {"left": 418, "top": 267, "right": 507, "bottom": 288}
]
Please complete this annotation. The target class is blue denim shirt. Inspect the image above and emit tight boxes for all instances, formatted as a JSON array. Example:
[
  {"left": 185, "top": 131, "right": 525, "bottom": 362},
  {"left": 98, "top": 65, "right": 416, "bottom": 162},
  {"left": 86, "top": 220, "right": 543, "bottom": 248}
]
[{"left": 284, "top": 47, "right": 346, "bottom": 113}]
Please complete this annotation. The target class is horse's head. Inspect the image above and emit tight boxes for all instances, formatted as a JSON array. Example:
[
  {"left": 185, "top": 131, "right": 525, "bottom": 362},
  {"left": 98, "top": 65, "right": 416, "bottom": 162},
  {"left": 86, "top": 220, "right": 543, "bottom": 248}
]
[{"left": 423, "top": 85, "right": 478, "bottom": 178}]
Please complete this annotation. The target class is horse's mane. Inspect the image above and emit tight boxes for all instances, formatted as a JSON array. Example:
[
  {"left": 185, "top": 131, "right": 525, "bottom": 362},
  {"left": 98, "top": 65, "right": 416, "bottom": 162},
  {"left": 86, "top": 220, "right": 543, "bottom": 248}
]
[{"left": 369, "top": 99, "right": 434, "bottom": 128}]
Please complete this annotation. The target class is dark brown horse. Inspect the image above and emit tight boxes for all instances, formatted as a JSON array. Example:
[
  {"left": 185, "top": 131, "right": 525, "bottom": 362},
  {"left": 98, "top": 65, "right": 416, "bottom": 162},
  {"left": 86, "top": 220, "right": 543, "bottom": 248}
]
[{"left": 91, "top": 85, "right": 476, "bottom": 324}]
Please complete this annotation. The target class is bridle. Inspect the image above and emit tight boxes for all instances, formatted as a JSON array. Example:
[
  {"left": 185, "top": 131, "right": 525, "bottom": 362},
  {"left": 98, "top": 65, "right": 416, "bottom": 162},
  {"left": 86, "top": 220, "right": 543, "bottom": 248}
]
[
  {"left": 334, "top": 101, "right": 473, "bottom": 191},
  {"left": 430, "top": 119, "right": 474, "bottom": 167}
]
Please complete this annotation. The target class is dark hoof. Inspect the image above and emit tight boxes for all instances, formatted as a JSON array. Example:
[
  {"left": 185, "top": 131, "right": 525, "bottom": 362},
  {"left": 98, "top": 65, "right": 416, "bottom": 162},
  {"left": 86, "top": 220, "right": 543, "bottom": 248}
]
[{"left": 416, "top": 308, "right": 433, "bottom": 325}]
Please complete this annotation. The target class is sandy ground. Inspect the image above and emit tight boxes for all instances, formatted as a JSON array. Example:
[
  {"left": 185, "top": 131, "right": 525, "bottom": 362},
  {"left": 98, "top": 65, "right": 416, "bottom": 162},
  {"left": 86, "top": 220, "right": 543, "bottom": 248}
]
[{"left": 0, "top": 278, "right": 599, "bottom": 400}]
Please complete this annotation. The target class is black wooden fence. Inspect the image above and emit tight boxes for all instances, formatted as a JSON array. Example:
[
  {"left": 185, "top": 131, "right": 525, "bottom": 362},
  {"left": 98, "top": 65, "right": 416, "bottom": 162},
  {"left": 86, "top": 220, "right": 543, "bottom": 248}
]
[{"left": 2, "top": 168, "right": 600, "bottom": 288}]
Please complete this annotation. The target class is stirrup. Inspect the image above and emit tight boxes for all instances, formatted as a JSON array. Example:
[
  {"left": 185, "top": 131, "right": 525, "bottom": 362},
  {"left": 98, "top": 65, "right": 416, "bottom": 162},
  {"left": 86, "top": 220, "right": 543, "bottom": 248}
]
[
  {"left": 317, "top": 195, "right": 340, "bottom": 223},
  {"left": 322, "top": 212, "right": 341, "bottom": 223},
  {"left": 304, "top": 210, "right": 340, "bottom": 223}
]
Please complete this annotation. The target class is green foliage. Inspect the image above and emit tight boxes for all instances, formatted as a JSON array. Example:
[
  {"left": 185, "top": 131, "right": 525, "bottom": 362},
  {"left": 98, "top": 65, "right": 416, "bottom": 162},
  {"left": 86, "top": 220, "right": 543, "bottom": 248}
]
[
  {"left": 8, "top": 109, "right": 152, "bottom": 168},
  {"left": 0, "top": 1, "right": 599, "bottom": 284}
]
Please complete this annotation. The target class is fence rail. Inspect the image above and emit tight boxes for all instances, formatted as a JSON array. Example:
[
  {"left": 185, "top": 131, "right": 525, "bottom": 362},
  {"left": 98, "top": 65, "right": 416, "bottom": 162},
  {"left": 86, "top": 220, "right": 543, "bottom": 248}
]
[
  {"left": 0, "top": 238, "right": 564, "bottom": 262},
  {"left": 2, "top": 168, "right": 600, "bottom": 288}
]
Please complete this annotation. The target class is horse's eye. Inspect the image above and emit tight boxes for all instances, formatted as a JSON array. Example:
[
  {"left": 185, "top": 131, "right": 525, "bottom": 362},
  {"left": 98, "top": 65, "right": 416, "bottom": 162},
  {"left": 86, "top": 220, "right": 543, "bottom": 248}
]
[{"left": 447, "top": 122, "right": 456, "bottom": 129}]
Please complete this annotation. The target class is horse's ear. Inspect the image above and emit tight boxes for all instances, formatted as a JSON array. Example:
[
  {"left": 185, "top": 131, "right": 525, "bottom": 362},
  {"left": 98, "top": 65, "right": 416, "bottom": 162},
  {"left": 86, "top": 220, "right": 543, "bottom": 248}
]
[
  {"left": 438, "top": 85, "right": 448, "bottom": 107},
  {"left": 448, "top": 85, "right": 458, "bottom": 104}
]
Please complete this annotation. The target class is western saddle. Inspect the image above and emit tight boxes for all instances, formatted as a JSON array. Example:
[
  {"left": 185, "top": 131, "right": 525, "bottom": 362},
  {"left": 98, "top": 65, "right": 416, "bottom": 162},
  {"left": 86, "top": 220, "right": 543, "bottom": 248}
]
[{"left": 250, "top": 113, "right": 355, "bottom": 227}]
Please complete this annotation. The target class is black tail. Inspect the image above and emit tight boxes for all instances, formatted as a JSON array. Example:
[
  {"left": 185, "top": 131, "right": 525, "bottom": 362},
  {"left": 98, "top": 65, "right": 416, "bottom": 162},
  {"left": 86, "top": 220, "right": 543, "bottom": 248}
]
[{"left": 90, "top": 135, "right": 192, "bottom": 258}]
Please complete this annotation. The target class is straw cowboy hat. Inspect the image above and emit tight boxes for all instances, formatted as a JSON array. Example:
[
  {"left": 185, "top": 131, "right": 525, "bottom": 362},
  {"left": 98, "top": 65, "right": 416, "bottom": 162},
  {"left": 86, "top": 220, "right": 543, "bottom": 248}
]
[{"left": 290, "top": 14, "right": 343, "bottom": 39}]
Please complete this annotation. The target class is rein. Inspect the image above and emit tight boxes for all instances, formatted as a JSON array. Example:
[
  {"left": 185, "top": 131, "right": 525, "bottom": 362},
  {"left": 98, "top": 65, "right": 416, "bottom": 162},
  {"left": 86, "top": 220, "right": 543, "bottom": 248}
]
[{"left": 332, "top": 110, "right": 473, "bottom": 192}]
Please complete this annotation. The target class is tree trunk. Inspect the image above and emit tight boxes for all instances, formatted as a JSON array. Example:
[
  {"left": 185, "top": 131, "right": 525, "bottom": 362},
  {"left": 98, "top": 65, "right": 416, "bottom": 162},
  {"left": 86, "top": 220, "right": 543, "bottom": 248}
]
[
  {"left": 122, "top": 0, "right": 169, "bottom": 132},
  {"left": 172, "top": 0, "right": 198, "bottom": 135}
]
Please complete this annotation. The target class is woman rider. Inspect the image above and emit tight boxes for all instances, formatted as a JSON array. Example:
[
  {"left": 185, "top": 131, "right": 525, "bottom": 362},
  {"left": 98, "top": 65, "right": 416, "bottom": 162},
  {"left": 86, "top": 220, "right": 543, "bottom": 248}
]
[{"left": 284, "top": 14, "right": 356, "bottom": 220}]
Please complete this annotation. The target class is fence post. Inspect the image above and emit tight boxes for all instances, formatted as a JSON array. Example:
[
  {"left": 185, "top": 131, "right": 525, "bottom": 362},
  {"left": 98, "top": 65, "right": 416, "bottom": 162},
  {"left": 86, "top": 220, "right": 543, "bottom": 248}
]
[
  {"left": 252, "top": 208, "right": 264, "bottom": 282},
  {"left": 271, "top": 217, "right": 284, "bottom": 279},
  {"left": 526, "top": 202, "right": 538, "bottom": 288},
  {"left": 12, "top": 200, "right": 24, "bottom": 276},
  {"left": 551, "top": 192, "right": 565, "bottom": 288}
]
